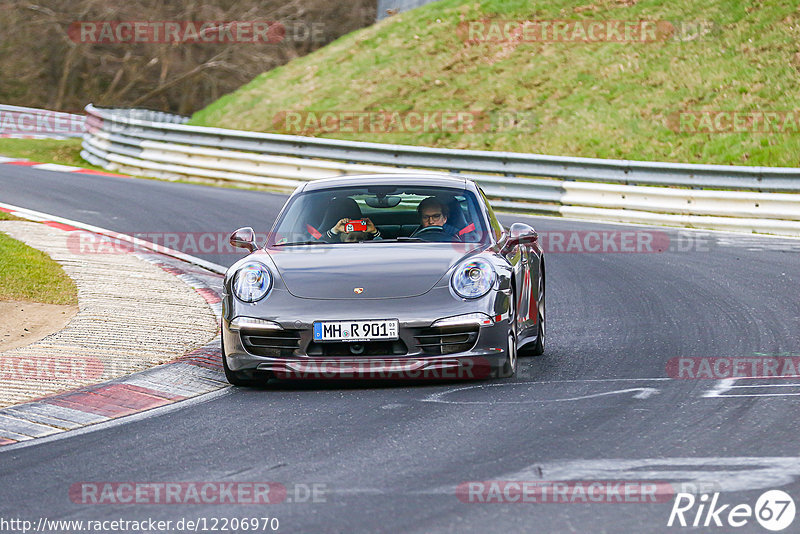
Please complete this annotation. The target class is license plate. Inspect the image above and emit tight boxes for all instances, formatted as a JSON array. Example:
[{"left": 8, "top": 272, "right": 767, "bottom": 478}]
[{"left": 313, "top": 319, "right": 399, "bottom": 342}]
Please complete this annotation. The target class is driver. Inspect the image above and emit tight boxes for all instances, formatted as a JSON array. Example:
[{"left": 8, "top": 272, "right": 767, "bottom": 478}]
[{"left": 417, "top": 197, "right": 449, "bottom": 230}]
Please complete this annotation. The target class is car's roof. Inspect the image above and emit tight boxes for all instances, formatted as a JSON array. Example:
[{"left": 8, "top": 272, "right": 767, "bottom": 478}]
[{"left": 300, "top": 173, "right": 470, "bottom": 192}]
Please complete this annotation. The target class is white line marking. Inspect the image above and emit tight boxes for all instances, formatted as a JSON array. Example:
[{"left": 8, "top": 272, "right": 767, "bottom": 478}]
[
  {"left": 729, "top": 382, "right": 800, "bottom": 388},
  {"left": 713, "top": 393, "right": 800, "bottom": 397},
  {"left": 704, "top": 378, "right": 800, "bottom": 398},
  {"left": 32, "top": 163, "right": 83, "bottom": 172},
  {"left": 11, "top": 211, "right": 48, "bottom": 221},
  {"left": 703, "top": 379, "right": 737, "bottom": 398},
  {"left": 516, "top": 377, "right": 672, "bottom": 383},
  {"left": 421, "top": 381, "right": 660, "bottom": 405}
]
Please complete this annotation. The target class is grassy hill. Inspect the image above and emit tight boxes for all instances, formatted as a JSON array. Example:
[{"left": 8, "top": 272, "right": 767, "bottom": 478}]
[{"left": 190, "top": 0, "right": 800, "bottom": 167}]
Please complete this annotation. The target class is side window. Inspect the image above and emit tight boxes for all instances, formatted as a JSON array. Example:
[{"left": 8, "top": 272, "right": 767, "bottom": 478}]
[{"left": 478, "top": 188, "right": 503, "bottom": 241}]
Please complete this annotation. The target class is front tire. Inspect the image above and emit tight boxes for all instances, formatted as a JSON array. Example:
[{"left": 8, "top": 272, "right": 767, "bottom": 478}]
[
  {"left": 529, "top": 266, "right": 546, "bottom": 356},
  {"left": 496, "top": 329, "right": 518, "bottom": 378},
  {"left": 494, "top": 294, "right": 518, "bottom": 378}
]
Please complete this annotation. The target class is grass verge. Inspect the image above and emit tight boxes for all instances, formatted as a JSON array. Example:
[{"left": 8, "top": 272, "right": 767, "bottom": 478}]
[
  {"left": 0, "top": 215, "right": 78, "bottom": 305},
  {"left": 190, "top": 0, "right": 800, "bottom": 167},
  {"left": 0, "top": 138, "right": 109, "bottom": 171}
]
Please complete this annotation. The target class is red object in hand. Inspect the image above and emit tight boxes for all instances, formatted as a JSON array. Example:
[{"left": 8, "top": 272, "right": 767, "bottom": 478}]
[{"left": 345, "top": 219, "right": 368, "bottom": 232}]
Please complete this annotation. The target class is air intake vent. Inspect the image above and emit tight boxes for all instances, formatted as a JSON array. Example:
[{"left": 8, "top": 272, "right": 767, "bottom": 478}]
[
  {"left": 241, "top": 330, "right": 301, "bottom": 357},
  {"left": 414, "top": 325, "right": 479, "bottom": 355}
]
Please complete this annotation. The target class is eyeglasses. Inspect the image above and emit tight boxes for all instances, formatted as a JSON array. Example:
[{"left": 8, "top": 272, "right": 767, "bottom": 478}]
[{"left": 421, "top": 212, "right": 444, "bottom": 222}]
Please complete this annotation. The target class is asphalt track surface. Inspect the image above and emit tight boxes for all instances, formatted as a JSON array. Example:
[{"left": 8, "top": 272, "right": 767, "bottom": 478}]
[{"left": 1, "top": 165, "right": 800, "bottom": 533}]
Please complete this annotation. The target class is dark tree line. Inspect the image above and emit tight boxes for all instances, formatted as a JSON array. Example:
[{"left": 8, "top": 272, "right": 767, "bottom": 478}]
[{"left": 0, "top": 1, "right": 376, "bottom": 114}]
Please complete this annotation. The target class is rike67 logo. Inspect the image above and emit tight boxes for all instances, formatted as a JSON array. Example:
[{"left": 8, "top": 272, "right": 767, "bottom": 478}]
[{"left": 668, "top": 490, "right": 796, "bottom": 531}]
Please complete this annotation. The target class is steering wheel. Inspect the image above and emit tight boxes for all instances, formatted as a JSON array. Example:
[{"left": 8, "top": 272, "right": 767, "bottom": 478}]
[{"left": 410, "top": 225, "right": 462, "bottom": 242}]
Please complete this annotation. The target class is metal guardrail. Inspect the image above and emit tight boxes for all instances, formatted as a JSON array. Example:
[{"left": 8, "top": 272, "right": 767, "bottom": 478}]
[
  {"left": 0, "top": 104, "right": 85, "bottom": 139},
  {"left": 377, "top": 0, "right": 442, "bottom": 20},
  {"left": 82, "top": 104, "right": 800, "bottom": 236}
]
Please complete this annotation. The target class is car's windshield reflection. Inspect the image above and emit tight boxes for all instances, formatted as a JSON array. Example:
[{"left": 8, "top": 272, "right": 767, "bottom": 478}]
[{"left": 269, "top": 185, "right": 490, "bottom": 246}]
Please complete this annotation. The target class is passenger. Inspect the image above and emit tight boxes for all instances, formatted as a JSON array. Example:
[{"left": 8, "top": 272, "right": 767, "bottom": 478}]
[
  {"left": 339, "top": 230, "right": 370, "bottom": 243},
  {"left": 327, "top": 217, "right": 382, "bottom": 242},
  {"left": 316, "top": 197, "right": 381, "bottom": 242}
]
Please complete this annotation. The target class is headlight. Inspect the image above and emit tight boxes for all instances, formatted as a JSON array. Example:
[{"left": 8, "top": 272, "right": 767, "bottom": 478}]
[
  {"left": 232, "top": 262, "right": 272, "bottom": 302},
  {"left": 451, "top": 258, "right": 496, "bottom": 299}
]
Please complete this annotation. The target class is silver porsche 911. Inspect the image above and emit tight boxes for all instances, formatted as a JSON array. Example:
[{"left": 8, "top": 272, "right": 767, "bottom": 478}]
[{"left": 221, "top": 174, "right": 545, "bottom": 386}]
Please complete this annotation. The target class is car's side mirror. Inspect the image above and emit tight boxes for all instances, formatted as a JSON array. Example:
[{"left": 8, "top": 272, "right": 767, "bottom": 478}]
[
  {"left": 502, "top": 222, "right": 538, "bottom": 254},
  {"left": 230, "top": 227, "right": 257, "bottom": 252}
]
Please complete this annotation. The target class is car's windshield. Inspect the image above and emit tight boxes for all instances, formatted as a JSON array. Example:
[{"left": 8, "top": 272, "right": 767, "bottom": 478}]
[{"left": 268, "top": 185, "right": 490, "bottom": 245}]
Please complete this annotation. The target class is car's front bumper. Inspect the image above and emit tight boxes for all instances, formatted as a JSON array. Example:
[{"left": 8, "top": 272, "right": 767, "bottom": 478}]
[{"left": 221, "top": 286, "right": 511, "bottom": 380}]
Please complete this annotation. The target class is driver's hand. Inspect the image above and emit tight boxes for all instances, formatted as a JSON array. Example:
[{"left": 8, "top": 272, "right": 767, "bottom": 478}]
[
  {"left": 333, "top": 218, "right": 350, "bottom": 233},
  {"left": 363, "top": 218, "right": 377, "bottom": 234}
]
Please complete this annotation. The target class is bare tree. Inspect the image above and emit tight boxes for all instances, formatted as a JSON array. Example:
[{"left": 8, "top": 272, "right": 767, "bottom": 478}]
[{"left": 0, "top": 0, "right": 376, "bottom": 114}]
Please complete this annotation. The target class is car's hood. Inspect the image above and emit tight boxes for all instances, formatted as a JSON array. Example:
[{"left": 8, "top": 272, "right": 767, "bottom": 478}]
[{"left": 267, "top": 242, "right": 483, "bottom": 299}]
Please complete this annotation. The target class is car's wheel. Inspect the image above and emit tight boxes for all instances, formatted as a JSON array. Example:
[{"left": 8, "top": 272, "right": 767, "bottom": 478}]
[
  {"left": 494, "top": 294, "right": 518, "bottom": 378},
  {"left": 221, "top": 335, "right": 262, "bottom": 387},
  {"left": 529, "top": 264, "right": 546, "bottom": 356}
]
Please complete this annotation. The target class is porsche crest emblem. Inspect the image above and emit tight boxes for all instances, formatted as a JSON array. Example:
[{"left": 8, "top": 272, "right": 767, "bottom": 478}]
[{"left": 353, "top": 287, "right": 364, "bottom": 294}]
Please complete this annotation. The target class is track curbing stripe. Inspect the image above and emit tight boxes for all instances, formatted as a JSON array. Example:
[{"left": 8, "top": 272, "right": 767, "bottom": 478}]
[
  {"left": 3, "top": 407, "right": 83, "bottom": 430},
  {"left": 0, "top": 157, "right": 128, "bottom": 178},
  {"left": 0, "top": 414, "right": 61, "bottom": 438},
  {"left": 0, "top": 205, "right": 229, "bottom": 449}
]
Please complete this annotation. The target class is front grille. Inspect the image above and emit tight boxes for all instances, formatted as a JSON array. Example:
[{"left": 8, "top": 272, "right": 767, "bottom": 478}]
[
  {"left": 241, "top": 330, "right": 301, "bottom": 357},
  {"left": 414, "top": 325, "right": 479, "bottom": 355},
  {"left": 306, "top": 339, "right": 408, "bottom": 357}
]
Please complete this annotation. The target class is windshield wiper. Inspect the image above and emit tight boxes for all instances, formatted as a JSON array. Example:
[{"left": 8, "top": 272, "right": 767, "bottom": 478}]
[
  {"left": 386, "top": 237, "right": 425, "bottom": 242},
  {"left": 273, "top": 240, "right": 328, "bottom": 247}
]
